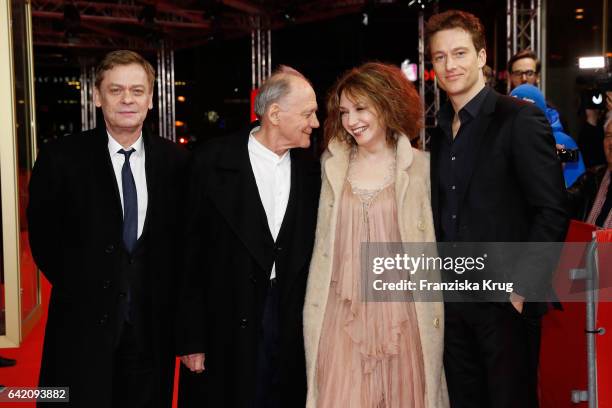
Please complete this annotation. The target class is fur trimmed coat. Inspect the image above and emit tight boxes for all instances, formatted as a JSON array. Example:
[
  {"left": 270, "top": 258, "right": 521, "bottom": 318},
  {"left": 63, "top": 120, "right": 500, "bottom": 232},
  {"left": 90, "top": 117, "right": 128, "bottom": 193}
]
[{"left": 303, "top": 135, "right": 449, "bottom": 408}]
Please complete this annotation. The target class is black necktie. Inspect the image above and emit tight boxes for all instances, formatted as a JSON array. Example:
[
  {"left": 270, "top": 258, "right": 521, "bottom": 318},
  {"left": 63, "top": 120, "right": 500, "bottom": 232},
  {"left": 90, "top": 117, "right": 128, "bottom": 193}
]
[
  {"left": 595, "top": 172, "right": 612, "bottom": 227},
  {"left": 119, "top": 149, "right": 138, "bottom": 253}
]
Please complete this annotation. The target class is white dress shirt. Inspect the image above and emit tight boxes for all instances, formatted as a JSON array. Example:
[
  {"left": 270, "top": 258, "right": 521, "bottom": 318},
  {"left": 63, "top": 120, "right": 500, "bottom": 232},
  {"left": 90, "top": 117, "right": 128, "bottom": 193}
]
[
  {"left": 108, "top": 133, "right": 148, "bottom": 239},
  {"left": 248, "top": 127, "right": 291, "bottom": 280}
]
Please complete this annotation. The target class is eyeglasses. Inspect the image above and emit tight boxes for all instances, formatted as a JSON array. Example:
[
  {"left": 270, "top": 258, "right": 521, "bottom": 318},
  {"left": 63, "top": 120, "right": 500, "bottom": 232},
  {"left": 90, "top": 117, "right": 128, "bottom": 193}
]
[{"left": 511, "top": 69, "right": 537, "bottom": 78}]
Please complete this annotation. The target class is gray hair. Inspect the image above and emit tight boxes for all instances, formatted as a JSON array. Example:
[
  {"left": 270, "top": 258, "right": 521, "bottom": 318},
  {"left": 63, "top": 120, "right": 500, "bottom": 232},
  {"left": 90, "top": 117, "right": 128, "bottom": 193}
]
[
  {"left": 605, "top": 110, "right": 612, "bottom": 131},
  {"left": 253, "top": 65, "right": 309, "bottom": 120}
]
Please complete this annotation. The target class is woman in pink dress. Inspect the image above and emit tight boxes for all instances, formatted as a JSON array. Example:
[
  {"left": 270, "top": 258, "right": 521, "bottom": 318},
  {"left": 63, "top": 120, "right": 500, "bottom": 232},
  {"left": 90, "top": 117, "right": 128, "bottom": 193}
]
[{"left": 303, "top": 62, "right": 448, "bottom": 408}]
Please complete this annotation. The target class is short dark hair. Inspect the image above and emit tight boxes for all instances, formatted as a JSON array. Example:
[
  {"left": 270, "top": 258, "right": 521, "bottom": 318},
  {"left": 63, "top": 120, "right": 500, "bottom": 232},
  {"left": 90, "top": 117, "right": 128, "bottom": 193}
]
[
  {"left": 426, "top": 10, "right": 486, "bottom": 55},
  {"left": 507, "top": 49, "right": 541, "bottom": 73},
  {"left": 95, "top": 50, "right": 155, "bottom": 90}
]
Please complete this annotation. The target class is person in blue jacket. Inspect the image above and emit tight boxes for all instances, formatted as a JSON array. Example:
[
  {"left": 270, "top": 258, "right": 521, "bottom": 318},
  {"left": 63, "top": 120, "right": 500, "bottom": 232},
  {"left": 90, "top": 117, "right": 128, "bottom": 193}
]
[{"left": 511, "top": 84, "right": 585, "bottom": 187}]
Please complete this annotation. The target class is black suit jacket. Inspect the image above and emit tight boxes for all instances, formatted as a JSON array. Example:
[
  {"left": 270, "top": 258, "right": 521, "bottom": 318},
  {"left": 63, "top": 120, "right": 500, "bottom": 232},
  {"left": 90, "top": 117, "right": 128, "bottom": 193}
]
[
  {"left": 176, "top": 128, "right": 321, "bottom": 407},
  {"left": 430, "top": 89, "right": 569, "bottom": 309},
  {"left": 27, "top": 126, "right": 190, "bottom": 408}
]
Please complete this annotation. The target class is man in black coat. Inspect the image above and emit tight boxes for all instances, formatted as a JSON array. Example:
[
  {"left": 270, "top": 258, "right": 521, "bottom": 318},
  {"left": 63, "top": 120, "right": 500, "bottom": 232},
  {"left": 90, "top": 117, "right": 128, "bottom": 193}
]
[
  {"left": 426, "top": 10, "right": 569, "bottom": 408},
  {"left": 28, "top": 50, "right": 189, "bottom": 407},
  {"left": 176, "top": 66, "right": 321, "bottom": 408}
]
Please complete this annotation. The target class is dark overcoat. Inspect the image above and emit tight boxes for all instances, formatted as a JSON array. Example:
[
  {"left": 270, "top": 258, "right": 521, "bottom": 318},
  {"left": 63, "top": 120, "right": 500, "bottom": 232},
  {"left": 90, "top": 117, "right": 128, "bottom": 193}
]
[
  {"left": 27, "top": 126, "right": 190, "bottom": 407},
  {"left": 176, "top": 129, "right": 321, "bottom": 407},
  {"left": 430, "top": 89, "right": 569, "bottom": 312}
]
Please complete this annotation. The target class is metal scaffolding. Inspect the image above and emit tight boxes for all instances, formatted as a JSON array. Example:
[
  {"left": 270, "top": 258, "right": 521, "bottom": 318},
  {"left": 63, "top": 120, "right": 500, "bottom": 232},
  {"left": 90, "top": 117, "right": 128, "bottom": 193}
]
[
  {"left": 506, "top": 0, "right": 546, "bottom": 94},
  {"left": 79, "top": 61, "right": 96, "bottom": 131},
  {"left": 157, "top": 41, "right": 176, "bottom": 142},
  {"left": 251, "top": 16, "right": 271, "bottom": 89},
  {"left": 418, "top": 8, "right": 439, "bottom": 150}
]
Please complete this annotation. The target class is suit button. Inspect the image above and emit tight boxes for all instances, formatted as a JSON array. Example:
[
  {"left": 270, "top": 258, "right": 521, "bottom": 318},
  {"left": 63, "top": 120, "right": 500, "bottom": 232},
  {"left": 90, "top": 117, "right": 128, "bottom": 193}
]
[
  {"left": 250, "top": 274, "right": 257, "bottom": 283},
  {"left": 102, "top": 280, "right": 111, "bottom": 289},
  {"left": 433, "top": 317, "right": 440, "bottom": 328},
  {"left": 105, "top": 244, "right": 115, "bottom": 254},
  {"left": 417, "top": 220, "right": 425, "bottom": 231},
  {"left": 240, "top": 318, "right": 248, "bottom": 328},
  {"left": 274, "top": 245, "right": 283, "bottom": 252},
  {"left": 119, "top": 292, "right": 126, "bottom": 298},
  {"left": 98, "top": 314, "right": 109, "bottom": 325}
]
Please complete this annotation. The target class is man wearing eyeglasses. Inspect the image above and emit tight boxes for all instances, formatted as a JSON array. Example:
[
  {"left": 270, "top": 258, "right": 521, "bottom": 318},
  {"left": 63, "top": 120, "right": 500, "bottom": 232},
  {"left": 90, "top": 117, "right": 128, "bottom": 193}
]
[{"left": 508, "top": 49, "right": 540, "bottom": 89}]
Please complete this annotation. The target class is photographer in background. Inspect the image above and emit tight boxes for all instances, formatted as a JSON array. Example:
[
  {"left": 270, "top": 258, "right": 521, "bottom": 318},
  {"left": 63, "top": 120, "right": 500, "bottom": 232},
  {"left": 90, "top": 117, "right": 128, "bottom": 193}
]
[
  {"left": 568, "top": 111, "right": 612, "bottom": 228},
  {"left": 511, "top": 84, "right": 586, "bottom": 187},
  {"left": 578, "top": 87, "right": 611, "bottom": 168}
]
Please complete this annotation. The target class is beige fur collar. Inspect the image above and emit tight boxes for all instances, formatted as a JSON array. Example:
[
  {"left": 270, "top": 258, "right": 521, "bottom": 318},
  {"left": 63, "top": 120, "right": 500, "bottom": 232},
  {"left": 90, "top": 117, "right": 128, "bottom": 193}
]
[{"left": 323, "top": 134, "right": 415, "bottom": 204}]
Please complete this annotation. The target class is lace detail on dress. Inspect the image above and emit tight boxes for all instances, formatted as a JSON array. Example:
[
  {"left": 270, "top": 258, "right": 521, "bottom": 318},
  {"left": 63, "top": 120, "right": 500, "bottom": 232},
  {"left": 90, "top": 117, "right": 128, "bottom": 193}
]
[
  {"left": 347, "top": 147, "right": 396, "bottom": 241},
  {"left": 347, "top": 147, "right": 396, "bottom": 205}
]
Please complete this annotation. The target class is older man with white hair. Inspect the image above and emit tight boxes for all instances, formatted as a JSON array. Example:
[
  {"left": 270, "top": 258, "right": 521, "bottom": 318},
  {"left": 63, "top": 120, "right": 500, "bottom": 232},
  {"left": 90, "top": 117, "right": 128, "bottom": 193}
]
[{"left": 176, "top": 66, "right": 321, "bottom": 408}]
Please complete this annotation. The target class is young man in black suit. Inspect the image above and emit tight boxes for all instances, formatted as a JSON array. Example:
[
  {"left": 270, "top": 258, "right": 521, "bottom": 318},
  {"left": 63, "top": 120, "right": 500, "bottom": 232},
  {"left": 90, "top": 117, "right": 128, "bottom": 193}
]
[
  {"left": 176, "top": 66, "right": 321, "bottom": 407},
  {"left": 28, "top": 50, "right": 189, "bottom": 407},
  {"left": 426, "top": 10, "right": 568, "bottom": 408}
]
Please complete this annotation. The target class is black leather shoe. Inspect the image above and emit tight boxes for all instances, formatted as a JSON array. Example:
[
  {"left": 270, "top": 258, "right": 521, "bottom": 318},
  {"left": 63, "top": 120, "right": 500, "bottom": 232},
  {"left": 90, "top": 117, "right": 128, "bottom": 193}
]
[{"left": 0, "top": 356, "right": 16, "bottom": 367}]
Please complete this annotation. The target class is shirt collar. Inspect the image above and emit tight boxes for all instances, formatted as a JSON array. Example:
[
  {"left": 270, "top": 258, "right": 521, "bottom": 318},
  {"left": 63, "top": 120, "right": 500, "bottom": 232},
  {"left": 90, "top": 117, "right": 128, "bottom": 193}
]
[
  {"left": 107, "top": 131, "right": 144, "bottom": 158},
  {"left": 438, "top": 86, "right": 491, "bottom": 125},
  {"left": 462, "top": 85, "right": 490, "bottom": 119},
  {"left": 248, "top": 126, "right": 290, "bottom": 164}
]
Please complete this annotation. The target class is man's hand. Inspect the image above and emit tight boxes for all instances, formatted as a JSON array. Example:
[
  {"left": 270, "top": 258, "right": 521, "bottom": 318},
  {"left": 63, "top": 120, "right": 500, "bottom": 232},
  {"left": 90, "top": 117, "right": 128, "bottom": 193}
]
[
  {"left": 510, "top": 292, "right": 525, "bottom": 314},
  {"left": 180, "top": 353, "right": 205, "bottom": 373}
]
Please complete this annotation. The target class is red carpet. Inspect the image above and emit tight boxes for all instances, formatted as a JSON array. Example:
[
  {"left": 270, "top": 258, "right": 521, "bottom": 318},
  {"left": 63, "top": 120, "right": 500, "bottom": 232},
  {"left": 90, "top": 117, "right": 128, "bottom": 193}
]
[
  {"left": 0, "top": 276, "right": 181, "bottom": 407},
  {"left": 0, "top": 275, "right": 49, "bottom": 408}
]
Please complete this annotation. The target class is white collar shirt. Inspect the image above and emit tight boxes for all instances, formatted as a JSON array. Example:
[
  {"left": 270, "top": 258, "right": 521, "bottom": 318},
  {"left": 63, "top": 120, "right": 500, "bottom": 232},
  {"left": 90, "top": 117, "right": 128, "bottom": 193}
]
[
  {"left": 248, "top": 127, "right": 291, "bottom": 280},
  {"left": 107, "top": 132, "right": 148, "bottom": 239}
]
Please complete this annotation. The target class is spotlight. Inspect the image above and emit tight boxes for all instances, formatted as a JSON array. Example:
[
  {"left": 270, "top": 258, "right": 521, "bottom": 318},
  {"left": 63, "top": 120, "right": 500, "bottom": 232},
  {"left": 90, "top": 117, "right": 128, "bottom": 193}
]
[
  {"left": 282, "top": 5, "right": 297, "bottom": 23},
  {"left": 362, "top": 13, "right": 369, "bottom": 26},
  {"left": 579, "top": 56, "right": 605, "bottom": 69}
]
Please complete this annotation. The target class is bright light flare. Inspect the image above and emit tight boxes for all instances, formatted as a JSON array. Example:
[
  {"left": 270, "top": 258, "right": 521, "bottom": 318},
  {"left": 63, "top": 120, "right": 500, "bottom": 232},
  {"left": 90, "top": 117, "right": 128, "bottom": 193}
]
[{"left": 578, "top": 56, "right": 605, "bottom": 69}]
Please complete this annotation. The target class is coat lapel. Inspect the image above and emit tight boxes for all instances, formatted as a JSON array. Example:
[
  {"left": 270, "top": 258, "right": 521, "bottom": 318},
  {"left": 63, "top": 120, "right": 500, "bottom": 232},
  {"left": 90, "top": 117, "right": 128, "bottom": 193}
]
[
  {"left": 91, "top": 126, "right": 124, "bottom": 227},
  {"left": 324, "top": 138, "right": 350, "bottom": 201},
  {"left": 276, "top": 149, "right": 320, "bottom": 286},
  {"left": 140, "top": 131, "right": 159, "bottom": 240},
  {"left": 394, "top": 135, "right": 414, "bottom": 219},
  {"left": 208, "top": 131, "right": 275, "bottom": 276},
  {"left": 275, "top": 152, "right": 299, "bottom": 249},
  {"left": 429, "top": 128, "right": 442, "bottom": 237},
  {"left": 456, "top": 89, "right": 498, "bottom": 208}
]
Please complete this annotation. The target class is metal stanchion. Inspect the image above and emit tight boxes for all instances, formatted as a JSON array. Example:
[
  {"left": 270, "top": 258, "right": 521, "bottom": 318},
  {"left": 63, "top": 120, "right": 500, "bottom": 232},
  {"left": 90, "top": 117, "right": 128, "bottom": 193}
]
[{"left": 570, "top": 238, "right": 605, "bottom": 407}]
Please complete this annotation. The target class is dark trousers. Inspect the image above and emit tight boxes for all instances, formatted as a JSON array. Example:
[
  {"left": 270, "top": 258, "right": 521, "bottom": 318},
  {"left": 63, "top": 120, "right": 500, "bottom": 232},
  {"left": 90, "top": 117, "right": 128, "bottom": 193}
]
[
  {"left": 254, "top": 280, "right": 280, "bottom": 408},
  {"left": 112, "top": 322, "right": 154, "bottom": 408},
  {"left": 444, "top": 302, "right": 541, "bottom": 408}
]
